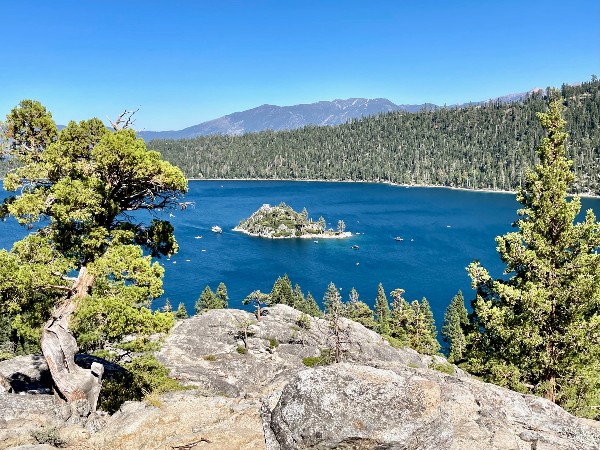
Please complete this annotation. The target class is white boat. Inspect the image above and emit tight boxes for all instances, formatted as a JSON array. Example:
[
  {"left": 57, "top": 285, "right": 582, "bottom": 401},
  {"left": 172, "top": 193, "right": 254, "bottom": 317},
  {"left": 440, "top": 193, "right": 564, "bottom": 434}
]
[
  {"left": 394, "top": 236, "right": 404, "bottom": 241},
  {"left": 211, "top": 225, "right": 222, "bottom": 234}
]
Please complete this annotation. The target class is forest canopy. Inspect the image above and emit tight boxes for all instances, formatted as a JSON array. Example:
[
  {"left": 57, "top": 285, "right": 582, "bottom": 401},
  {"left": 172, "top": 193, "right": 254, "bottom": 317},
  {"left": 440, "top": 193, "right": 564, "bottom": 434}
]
[{"left": 134, "top": 78, "right": 600, "bottom": 195}]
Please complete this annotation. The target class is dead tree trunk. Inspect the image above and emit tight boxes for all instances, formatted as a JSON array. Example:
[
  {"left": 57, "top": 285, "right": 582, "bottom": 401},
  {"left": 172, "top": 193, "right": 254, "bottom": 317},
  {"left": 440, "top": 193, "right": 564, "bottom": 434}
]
[{"left": 40, "top": 267, "right": 104, "bottom": 414}]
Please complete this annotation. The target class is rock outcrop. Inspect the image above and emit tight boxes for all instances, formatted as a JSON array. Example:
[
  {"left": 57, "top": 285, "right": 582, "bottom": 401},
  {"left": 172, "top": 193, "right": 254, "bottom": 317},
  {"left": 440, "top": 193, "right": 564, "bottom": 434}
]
[
  {"left": 1, "top": 305, "right": 600, "bottom": 449},
  {"left": 156, "top": 305, "right": 436, "bottom": 397},
  {"left": 264, "top": 363, "right": 600, "bottom": 450}
]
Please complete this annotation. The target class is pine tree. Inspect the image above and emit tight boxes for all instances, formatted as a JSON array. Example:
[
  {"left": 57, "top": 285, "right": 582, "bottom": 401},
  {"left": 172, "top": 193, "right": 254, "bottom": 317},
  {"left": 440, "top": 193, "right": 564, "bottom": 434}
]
[
  {"left": 389, "top": 288, "right": 411, "bottom": 343},
  {"left": 195, "top": 286, "right": 218, "bottom": 313},
  {"left": 343, "top": 287, "right": 375, "bottom": 329},
  {"left": 162, "top": 298, "right": 173, "bottom": 313},
  {"left": 441, "top": 290, "right": 468, "bottom": 362},
  {"left": 216, "top": 282, "right": 228, "bottom": 309},
  {"left": 304, "top": 291, "right": 322, "bottom": 317},
  {"left": 323, "top": 282, "right": 343, "bottom": 316},
  {"left": 466, "top": 97, "right": 600, "bottom": 417},
  {"left": 243, "top": 290, "right": 271, "bottom": 320},
  {"left": 412, "top": 298, "right": 440, "bottom": 355},
  {"left": 374, "top": 283, "right": 391, "bottom": 335},
  {"left": 175, "top": 302, "right": 188, "bottom": 319},
  {"left": 270, "top": 274, "right": 294, "bottom": 306}
]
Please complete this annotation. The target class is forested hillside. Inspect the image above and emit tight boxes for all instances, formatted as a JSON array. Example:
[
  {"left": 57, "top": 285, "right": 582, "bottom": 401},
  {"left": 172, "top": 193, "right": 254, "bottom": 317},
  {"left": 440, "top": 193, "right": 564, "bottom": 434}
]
[{"left": 146, "top": 79, "right": 600, "bottom": 194}]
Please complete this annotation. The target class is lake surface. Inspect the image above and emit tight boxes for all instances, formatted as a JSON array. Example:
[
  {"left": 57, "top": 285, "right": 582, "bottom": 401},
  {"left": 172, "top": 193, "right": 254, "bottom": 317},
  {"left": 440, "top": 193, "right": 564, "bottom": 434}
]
[{"left": 2, "top": 180, "right": 600, "bottom": 328}]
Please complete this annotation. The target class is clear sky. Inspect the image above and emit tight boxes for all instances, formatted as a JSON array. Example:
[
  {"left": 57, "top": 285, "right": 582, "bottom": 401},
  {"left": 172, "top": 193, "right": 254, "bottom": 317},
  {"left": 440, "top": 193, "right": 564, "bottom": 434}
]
[{"left": 2, "top": 0, "right": 598, "bottom": 131}]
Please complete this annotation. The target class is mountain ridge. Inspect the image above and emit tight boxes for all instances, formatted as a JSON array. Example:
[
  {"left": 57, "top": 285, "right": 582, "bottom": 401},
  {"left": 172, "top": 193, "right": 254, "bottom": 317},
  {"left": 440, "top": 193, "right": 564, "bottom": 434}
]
[{"left": 136, "top": 90, "right": 535, "bottom": 141}]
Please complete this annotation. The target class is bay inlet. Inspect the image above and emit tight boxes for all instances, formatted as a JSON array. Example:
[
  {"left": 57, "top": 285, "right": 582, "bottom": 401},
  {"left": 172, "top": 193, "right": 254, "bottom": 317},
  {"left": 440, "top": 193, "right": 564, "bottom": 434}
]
[{"left": 2, "top": 180, "right": 599, "bottom": 327}]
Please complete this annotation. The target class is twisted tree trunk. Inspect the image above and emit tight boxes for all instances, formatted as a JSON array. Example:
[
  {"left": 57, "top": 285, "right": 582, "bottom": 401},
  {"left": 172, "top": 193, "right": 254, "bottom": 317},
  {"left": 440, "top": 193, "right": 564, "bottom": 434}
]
[{"left": 40, "top": 267, "right": 104, "bottom": 414}]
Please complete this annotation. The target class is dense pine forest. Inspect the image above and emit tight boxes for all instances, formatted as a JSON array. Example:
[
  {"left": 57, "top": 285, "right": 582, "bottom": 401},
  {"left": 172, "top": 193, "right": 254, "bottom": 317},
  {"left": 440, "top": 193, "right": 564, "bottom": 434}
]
[{"left": 144, "top": 78, "right": 600, "bottom": 194}]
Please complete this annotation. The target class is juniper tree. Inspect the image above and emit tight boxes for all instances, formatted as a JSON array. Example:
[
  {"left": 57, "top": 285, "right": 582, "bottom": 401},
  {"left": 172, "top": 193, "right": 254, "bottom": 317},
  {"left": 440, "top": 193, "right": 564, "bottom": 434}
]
[
  {"left": 243, "top": 290, "right": 271, "bottom": 320},
  {"left": 441, "top": 290, "right": 468, "bottom": 363},
  {"left": 0, "top": 100, "right": 186, "bottom": 411},
  {"left": 466, "top": 97, "right": 600, "bottom": 417}
]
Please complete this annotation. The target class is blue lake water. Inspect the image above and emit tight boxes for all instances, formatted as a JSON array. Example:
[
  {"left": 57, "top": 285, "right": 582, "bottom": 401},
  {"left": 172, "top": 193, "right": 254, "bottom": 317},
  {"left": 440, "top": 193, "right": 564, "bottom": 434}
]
[{"left": 2, "top": 180, "right": 600, "bottom": 328}]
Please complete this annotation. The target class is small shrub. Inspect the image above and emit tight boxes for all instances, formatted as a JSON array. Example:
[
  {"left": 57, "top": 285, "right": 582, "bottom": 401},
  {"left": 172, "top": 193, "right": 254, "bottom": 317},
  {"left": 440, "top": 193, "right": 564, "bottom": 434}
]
[
  {"left": 203, "top": 354, "right": 216, "bottom": 361},
  {"left": 383, "top": 335, "right": 406, "bottom": 349},
  {"left": 429, "top": 361, "right": 455, "bottom": 375},
  {"left": 267, "top": 337, "right": 279, "bottom": 349},
  {"left": 31, "top": 426, "right": 66, "bottom": 448},
  {"left": 98, "top": 354, "right": 186, "bottom": 414},
  {"left": 236, "top": 345, "right": 248, "bottom": 354},
  {"left": 302, "top": 348, "right": 333, "bottom": 367},
  {"left": 296, "top": 313, "right": 311, "bottom": 330}
]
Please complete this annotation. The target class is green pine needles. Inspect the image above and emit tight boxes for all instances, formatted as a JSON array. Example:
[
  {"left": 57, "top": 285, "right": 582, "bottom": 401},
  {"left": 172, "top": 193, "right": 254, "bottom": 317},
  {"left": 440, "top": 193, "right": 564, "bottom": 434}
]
[{"left": 465, "top": 97, "right": 600, "bottom": 418}]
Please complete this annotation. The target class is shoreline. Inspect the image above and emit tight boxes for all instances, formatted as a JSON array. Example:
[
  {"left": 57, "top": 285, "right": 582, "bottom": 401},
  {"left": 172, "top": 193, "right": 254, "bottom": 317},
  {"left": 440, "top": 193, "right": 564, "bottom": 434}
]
[
  {"left": 232, "top": 226, "right": 352, "bottom": 240},
  {"left": 186, "top": 177, "right": 600, "bottom": 198},
  {"left": 2, "top": 176, "right": 598, "bottom": 198}
]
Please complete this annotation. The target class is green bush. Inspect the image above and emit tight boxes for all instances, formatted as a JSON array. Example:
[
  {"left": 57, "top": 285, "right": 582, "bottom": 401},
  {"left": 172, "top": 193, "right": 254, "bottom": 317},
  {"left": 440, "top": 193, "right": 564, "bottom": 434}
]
[
  {"left": 236, "top": 345, "right": 247, "bottom": 354},
  {"left": 267, "top": 337, "right": 279, "bottom": 349},
  {"left": 429, "top": 361, "right": 455, "bottom": 375},
  {"left": 98, "top": 354, "right": 185, "bottom": 414},
  {"left": 203, "top": 354, "right": 216, "bottom": 361},
  {"left": 302, "top": 348, "right": 333, "bottom": 367}
]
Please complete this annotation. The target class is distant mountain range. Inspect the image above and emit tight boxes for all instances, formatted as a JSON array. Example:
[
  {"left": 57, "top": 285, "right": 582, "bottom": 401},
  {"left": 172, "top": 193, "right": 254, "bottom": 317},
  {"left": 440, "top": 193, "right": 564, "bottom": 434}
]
[{"left": 136, "top": 91, "right": 538, "bottom": 141}]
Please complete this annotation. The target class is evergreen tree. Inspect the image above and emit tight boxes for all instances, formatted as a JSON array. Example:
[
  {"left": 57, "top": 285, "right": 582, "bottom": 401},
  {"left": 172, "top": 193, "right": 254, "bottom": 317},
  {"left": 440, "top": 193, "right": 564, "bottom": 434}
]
[
  {"left": 389, "top": 288, "right": 411, "bottom": 344},
  {"left": 441, "top": 290, "right": 468, "bottom": 362},
  {"left": 195, "top": 286, "right": 218, "bottom": 313},
  {"left": 292, "top": 283, "right": 305, "bottom": 309},
  {"left": 374, "top": 283, "right": 391, "bottom": 335},
  {"left": 318, "top": 216, "right": 326, "bottom": 232},
  {"left": 216, "top": 282, "right": 228, "bottom": 309},
  {"left": 343, "top": 287, "right": 375, "bottom": 329},
  {"left": 323, "top": 282, "right": 343, "bottom": 316},
  {"left": 348, "top": 287, "right": 359, "bottom": 305},
  {"left": 411, "top": 298, "right": 440, "bottom": 355},
  {"left": 0, "top": 100, "right": 186, "bottom": 409},
  {"left": 243, "top": 290, "right": 271, "bottom": 320},
  {"left": 304, "top": 291, "right": 322, "bottom": 317},
  {"left": 270, "top": 274, "right": 294, "bottom": 306},
  {"left": 175, "top": 302, "right": 188, "bottom": 319},
  {"left": 162, "top": 298, "right": 173, "bottom": 313},
  {"left": 337, "top": 219, "right": 346, "bottom": 233},
  {"left": 466, "top": 97, "right": 600, "bottom": 417}
]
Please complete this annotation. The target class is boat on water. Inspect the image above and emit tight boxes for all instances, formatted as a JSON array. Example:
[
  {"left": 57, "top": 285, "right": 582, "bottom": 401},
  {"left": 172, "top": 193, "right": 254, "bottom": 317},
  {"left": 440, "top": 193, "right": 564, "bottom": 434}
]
[
  {"left": 394, "top": 236, "right": 404, "bottom": 241},
  {"left": 211, "top": 225, "right": 222, "bottom": 234},
  {"left": 194, "top": 235, "right": 203, "bottom": 239},
  {"left": 351, "top": 245, "right": 359, "bottom": 250}
]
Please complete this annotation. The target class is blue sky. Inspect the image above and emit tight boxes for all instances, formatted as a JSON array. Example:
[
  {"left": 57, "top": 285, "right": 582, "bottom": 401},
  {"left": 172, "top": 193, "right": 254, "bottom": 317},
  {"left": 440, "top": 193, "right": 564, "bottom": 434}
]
[{"left": 2, "top": 1, "right": 598, "bottom": 131}]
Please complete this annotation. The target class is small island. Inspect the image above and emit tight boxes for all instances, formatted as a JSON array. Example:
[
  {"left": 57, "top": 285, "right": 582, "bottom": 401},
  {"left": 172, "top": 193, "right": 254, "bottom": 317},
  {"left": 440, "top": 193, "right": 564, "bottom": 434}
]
[{"left": 233, "top": 202, "right": 352, "bottom": 239}]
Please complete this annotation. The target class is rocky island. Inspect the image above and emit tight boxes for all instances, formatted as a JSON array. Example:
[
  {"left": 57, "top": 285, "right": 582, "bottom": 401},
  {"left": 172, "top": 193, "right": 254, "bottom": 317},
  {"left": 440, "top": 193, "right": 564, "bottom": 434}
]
[{"left": 233, "top": 202, "right": 351, "bottom": 239}]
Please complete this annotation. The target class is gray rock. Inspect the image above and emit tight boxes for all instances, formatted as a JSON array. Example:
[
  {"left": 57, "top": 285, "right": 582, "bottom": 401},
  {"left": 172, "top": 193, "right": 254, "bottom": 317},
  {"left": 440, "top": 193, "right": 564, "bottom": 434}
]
[
  {"left": 0, "top": 355, "right": 51, "bottom": 394},
  {"left": 157, "top": 305, "right": 438, "bottom": 397},
  {"left": 266, "top": 363, "right": 600, "bottom": 450}
]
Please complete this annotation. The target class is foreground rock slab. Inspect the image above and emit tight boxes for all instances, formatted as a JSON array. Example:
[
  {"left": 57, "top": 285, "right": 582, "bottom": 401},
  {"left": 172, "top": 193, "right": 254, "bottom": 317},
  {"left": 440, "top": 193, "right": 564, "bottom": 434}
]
[
  {"left": 86, "top": 390, "right": 264, "bottom": 450},
  {"left": 265, "top": 363, "right": 600, "bottom": 450}
]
